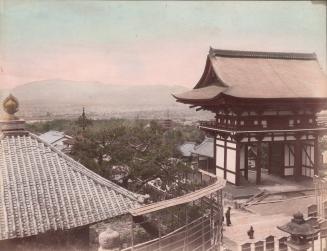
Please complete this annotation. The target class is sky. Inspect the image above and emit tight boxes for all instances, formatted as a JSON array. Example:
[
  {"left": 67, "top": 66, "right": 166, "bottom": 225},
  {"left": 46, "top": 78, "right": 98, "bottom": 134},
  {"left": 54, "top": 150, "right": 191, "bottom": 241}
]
[{"left": 0, "top": 1, "right": 326, "bottom": 89}]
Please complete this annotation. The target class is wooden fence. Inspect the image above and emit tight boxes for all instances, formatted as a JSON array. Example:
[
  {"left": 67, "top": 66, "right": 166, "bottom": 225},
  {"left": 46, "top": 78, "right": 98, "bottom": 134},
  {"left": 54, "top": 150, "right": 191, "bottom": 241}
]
[
  {"left": 120, "top": 179, "right": 225, "bottom": 251},
  {"left": 122, "top": 215, "right": 216, "bottom": 251}
]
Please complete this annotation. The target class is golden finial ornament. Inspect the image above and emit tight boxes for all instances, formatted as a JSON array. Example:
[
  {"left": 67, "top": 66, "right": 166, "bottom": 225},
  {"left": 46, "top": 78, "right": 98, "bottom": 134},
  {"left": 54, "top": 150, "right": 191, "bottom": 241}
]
[{"left": 2, "top": 94, "right": 19, "bottom": 120}]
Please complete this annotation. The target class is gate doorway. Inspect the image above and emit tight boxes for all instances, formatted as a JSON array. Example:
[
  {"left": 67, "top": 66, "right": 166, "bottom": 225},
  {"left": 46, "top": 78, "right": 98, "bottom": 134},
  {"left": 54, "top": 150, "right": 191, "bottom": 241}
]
[{"left": 269, "top": 142, "right": 284, "bottom": 176}]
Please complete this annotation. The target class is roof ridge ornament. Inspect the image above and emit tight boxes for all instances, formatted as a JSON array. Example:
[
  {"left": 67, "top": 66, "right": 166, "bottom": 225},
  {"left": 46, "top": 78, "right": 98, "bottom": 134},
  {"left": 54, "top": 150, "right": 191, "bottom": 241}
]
[
  {"left": 3, "top": 94, "right": 19, "bottom": 120},
  {"left": 0, "top": 94, "right": 26, "bottom": 135}
]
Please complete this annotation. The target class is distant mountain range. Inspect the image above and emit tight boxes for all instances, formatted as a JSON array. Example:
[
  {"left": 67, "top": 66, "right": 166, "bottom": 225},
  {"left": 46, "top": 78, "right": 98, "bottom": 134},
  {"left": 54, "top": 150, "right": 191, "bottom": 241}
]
[{"left": 0, "top": 79, "right": 211, "bottom": 121}]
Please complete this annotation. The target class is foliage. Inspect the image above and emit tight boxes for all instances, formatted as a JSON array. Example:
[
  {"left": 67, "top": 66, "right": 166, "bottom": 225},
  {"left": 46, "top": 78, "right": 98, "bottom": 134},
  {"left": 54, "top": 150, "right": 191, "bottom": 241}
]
[
  {"left": 28, "top": 118, "right": 204, "bottom": 199},
  {"left": 71, "top": 120, "right": 200, "bottom": 197}
]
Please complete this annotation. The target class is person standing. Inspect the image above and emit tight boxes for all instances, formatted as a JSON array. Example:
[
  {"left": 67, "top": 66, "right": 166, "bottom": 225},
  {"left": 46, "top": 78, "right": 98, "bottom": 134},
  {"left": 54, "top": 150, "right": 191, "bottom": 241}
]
[
  {"left": 247, "top": 226, "right": 254, "bottom": 239},
  {"left": 225, "top": 207, "right": 232, "bottom": 226}
]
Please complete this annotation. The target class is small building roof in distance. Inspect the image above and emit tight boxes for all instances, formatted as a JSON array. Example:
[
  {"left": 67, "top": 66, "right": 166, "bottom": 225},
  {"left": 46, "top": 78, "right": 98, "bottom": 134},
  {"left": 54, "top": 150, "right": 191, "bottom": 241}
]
[
  {"left": 192, "top": 137, "right": 214, "bottom": 158},
  {"left": 0, "top": 95, "right": 140, "bottom": 241},
  {"left": 174, "top": 48, "right": 327, "bottom": 103},
  {"left": 39, "top": 130, "right": 72, "bottom": 145},
  {"left": 178, "top": 142, "right": 196, "bottom": 157}
]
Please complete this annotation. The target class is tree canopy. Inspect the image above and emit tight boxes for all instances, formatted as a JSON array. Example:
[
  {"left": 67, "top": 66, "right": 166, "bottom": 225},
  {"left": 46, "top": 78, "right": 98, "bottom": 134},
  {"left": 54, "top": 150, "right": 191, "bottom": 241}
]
[
  {"left": 71, "top": 119, "right": 203, "bottom": 199},
  {"left": 28, "top": 117, "right": 204, "bottom": 200}
]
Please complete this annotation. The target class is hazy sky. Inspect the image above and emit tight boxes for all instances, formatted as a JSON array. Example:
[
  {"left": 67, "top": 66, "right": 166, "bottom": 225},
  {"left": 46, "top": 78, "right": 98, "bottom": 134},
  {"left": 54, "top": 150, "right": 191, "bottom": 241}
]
[{"left": 0, "top": 1, "right": 326, "bottom": 89}]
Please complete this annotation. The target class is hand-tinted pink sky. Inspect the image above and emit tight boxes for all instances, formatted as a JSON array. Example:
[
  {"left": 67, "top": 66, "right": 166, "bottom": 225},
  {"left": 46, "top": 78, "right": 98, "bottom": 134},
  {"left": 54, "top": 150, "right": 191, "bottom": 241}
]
[{"left": 0, "top": 1, "right": 326, "bottom": 89}]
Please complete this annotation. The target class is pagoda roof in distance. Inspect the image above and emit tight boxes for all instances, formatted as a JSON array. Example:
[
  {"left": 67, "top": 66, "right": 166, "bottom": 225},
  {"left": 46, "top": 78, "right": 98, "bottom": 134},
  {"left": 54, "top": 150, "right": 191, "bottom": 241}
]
[
  {"left": 0, "top": 95, "right": 141, "bottom": 241},
  {"left": 174, "top": 48, "right": 327, "bottom": 103}
]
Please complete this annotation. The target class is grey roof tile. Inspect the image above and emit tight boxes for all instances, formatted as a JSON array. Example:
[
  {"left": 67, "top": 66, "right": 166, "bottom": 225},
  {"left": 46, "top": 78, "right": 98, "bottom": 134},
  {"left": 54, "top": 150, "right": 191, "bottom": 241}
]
[
  {"left": 192, "top": 137, "right": 214, "bottom": 158},
  {"left": 0, "top": 132, "right": 139, "bottom": 240}
]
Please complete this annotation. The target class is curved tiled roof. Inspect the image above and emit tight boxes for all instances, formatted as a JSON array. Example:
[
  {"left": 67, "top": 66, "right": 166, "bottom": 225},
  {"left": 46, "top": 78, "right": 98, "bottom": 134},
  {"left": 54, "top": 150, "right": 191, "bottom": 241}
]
[
  {"left": 178, "top": 142, "right": 196, "bottom": 157},
  {"left": 174, "top": 48, "right": 327, "bottom": 102},
  {"left": 172, "top": 85, "right": 226, "bottom": 102},
  {"left": 39, "top": 130, "right": 72, "bottom": 145},
  {"left": 210, "top": 55, "right": 327, "bottom": 99},
  {"left": 192, "top": 137, "right": 214, "bottom": 158},
  {"left": 0, "top": 131, "right": 140, "bottom": 240}
]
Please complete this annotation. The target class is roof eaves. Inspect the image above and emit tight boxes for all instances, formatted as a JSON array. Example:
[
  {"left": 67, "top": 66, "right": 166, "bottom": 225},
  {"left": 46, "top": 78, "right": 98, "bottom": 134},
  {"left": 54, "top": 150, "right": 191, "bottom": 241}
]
[
  {"left": 172, "top": 94, "right": 218, "bottom": 104},
  {"left": 221, "top": 93, "right": 327, "bottom": 102},
  {"left": 172, "top": 85, "right": 226, "bottom": 104}
]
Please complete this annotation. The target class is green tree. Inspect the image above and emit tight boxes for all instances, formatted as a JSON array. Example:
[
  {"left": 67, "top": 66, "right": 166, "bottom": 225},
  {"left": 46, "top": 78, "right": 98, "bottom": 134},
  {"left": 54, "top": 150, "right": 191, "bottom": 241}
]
[{"left": 70, "top": 119, "right": 196, "bottom": 199}]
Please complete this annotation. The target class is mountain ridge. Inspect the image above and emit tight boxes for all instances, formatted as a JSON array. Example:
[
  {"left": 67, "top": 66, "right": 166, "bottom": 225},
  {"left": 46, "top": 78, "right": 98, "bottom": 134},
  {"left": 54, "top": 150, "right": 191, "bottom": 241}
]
[{"left": 0, "top": 79, "right": 209, "bottom": 120}]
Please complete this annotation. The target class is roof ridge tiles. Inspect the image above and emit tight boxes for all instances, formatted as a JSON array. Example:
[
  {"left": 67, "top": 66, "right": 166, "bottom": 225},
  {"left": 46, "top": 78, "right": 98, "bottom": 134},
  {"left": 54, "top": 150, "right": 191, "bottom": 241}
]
[{"left": 209, "top": 48, "right": 316, "bottom": 60}]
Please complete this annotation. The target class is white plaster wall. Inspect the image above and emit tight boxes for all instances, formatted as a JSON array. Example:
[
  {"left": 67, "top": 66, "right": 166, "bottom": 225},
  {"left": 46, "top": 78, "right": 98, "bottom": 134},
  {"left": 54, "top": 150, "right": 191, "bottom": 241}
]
[
  {"left": 226, "top": 148, "right": 236, "bottom": 172},
  {"left": 302, "top": 167, "right": 314, "bottom": 177},
  {"left": 226, "top": 172, "right": 236, "bottom": 184},
  {"left": 227, "top": 142, "right": 236, "bottom": 148},
  {"left": 274, "top": 136, "right": 285, "bottom": 141},
  {"left": 216, "top": 168, "right": 224, "bottom": 179},
  {"left": 216, "top": 139, "right": 224, "bottom": 146},
  {"left": 284, "top": 145, "right": 294, "bottom": 167},
  {"left": 284, "top": 168, "right": 294, "bottom": 176},
  {"left": 216, "top": 146, "right": 224, "bottom": 168}
]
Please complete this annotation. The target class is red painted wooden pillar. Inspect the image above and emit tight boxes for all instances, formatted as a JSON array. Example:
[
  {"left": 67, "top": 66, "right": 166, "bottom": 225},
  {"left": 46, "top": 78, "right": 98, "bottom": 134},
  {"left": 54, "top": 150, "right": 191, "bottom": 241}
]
[
  {"left": 294, "top": 134, "right": 302, "bottom": 179},
  {"left": 314, "top": 134, "right": 320, "bottom": 176},
  {"left": 223, "top": 138, "right": 227, "bottom": 179},
  {"left": 244, "top": 144, "right": 249, "bottom": 180},
  {"left": 268, "top": 142, "right": 272, "bottom": 175},
  {"left": 235, "top": 142, "right": 241, "bottom": 186}
]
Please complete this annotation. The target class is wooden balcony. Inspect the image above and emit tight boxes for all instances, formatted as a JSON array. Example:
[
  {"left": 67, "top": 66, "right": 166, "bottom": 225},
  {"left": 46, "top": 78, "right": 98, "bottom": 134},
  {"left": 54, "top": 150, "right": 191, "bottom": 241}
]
[{"left": 198, "top": 119, "right": 321, "bottom": 132}]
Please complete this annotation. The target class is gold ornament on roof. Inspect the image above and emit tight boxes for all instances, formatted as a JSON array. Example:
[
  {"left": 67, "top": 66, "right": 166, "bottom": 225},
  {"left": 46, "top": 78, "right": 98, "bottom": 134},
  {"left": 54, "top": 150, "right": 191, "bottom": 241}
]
[{"left": 2, "top": 94, "right": 19, "bottom": 120}]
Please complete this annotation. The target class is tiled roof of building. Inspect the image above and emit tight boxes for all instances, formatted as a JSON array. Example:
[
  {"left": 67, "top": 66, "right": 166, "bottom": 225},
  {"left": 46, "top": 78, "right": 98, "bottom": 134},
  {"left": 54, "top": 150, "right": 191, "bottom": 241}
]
[
  {"left": 174, "top": 48, "right": 327, "bottom": 102},
  {"left": 0, "top": 95, "right": 140, "bottom": 241},
  {"left": 178, "top": 142, "right": 196, "bottom": 157},
  {"left": 39, "top": 130, "right": 72, "bottom": 145},
  {"left": 192, "top": 137, "right": 214, "bottom": 158}
]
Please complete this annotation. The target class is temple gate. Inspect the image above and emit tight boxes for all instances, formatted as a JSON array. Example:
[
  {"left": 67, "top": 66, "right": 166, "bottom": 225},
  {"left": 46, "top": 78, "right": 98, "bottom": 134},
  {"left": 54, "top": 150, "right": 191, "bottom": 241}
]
[{"left": 174, "top": 48, "right": 327, "bottom": 185}]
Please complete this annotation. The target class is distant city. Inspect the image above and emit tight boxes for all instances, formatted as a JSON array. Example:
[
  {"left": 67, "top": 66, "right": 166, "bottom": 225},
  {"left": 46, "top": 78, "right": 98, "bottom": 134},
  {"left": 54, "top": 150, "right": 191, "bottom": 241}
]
[{"left": 0, "top": 79, "right": 212, "bottom": 122}]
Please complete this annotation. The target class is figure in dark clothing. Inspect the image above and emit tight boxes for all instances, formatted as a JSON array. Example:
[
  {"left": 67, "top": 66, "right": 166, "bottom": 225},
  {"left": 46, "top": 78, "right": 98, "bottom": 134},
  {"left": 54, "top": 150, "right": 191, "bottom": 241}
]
[
  {"left": 225, "top": 207, "right": 231, "bottom": 226},
  {"left": 247, "top": 226, "right": 254, "bottom": 239}
]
